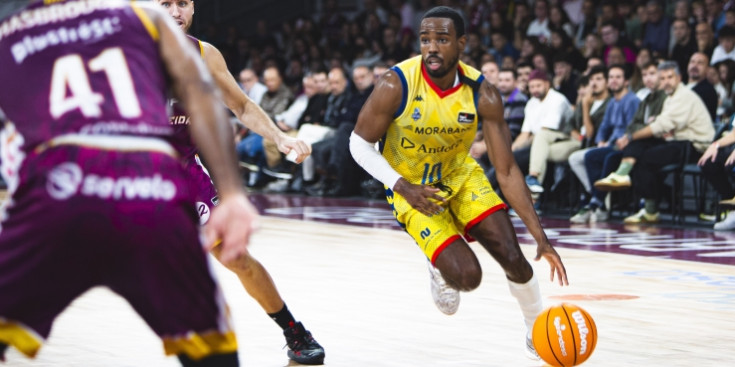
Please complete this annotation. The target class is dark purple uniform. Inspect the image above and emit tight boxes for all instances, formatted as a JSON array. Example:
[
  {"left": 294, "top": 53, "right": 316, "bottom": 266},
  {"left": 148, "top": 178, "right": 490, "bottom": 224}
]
[
  {"left": 0, "top": 0, "right": 235, "bottom": 360},
  {"left": 168, "top": 35, "right": 218, "bottom": 225}
]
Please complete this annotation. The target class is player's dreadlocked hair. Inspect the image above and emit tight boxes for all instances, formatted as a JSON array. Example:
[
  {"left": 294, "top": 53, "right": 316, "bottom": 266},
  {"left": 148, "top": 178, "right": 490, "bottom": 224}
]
[{"left": 422, "top": 6, "right": 466, "bottom": 38}]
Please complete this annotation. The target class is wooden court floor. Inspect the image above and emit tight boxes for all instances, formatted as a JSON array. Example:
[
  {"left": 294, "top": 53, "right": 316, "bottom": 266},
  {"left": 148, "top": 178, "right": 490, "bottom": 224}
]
[{"left": 3, "top": 206, "right": 734, "bottom": 366}]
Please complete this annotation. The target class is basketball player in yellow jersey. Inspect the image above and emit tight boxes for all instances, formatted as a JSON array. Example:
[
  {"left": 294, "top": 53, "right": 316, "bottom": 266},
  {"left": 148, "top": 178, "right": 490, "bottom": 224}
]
[
  {"left": 351, "top": 6, "right": 568, "bottom": 358},
  {"left": 156, "top": 1, "right": 323, "bottom": 364}
]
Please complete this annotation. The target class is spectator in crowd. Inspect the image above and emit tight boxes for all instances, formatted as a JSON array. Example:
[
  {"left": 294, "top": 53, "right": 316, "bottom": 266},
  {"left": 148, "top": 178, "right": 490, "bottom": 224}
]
[
  {"left": 698, "top": 126, "right": 735, "bottom": 230},
  {"left": 496, "top": 70, "right": 572, "bottom": 191},
  {"left": 552, "top": 54, "right": 580, "bottom": 104},
  {"left": 671, "top": 19, "right": 699, "bottom": 82},
  {"left": 584, "top": 56, "right": 605, "bottom": 76},
  {"left": 600, "top": 21, "right": 637, "bottom": 65},
  {"left": 570, "top": 64, "right": 644, "bottom": 223},
  {"left": 481, "top": 60, "right": 500, "bottom": 85},
  {"left": 622, "top": 0, "right": 644, "bottom": 47},
  {"left": 711, "top": 25, "right": 735, "bottom": 64},
  {"left": 549, "top": 3, "right": 575, "bottom": 38},
  {"left": 470, "top": 68, "right": 529, "bottom": 173},
  {"left": 527, "top": 0, "right": 552, "bottom": 44},
  {"left": 307, "top": 65, "right": 376, "bottom": 197},
  {"left": 705, "top": 0, "right": 726, "bottom": 33},
  {"left": 237, "top": 66, "right": 294, "bottom": 185},
  {"left": 575, "top": 0, "right": 598, "bottom": 49},
  {"left": 259, "top": 67, "right": 295, "bottom": 170},
  {"left": 695, "top": 22, "right": 717, "bottom": 58},
  {"left": 489, "top": 30, "right": 520, "bottom": 65},
  {"left": 687, "top": 52, "right": 719, "bottom": 121},
  {"left": 549, "top": 28, "right": 586, "bottom": 72},
  {"left": 672, "top": 0, "right": 694, "bottom": 24},
  {"left": 595, "top": 61, "right": 715, "bottom": 223},
  {"left": 532, "top": 52, "right": 551, "bottom": 75},
  {"left": 642, "top": 0, "right": 672, "bottom": 57},
  {"left": 631, "top": 47, "right": 654, "bottom": 95},
  {"left": 582, "top": 33, "right": 603, "bottom": 60},
  {"left": 293, "top": 67, "right": 351, "bottom": 189},
  {"left": 516, "top": 61, "right": 534, "bottom": 95},
  {"left": 239, "top": 68, "right": 267, "bottom": 105},
  {"left": 606, "top": 46, "right": 628, "bottom": 67}
]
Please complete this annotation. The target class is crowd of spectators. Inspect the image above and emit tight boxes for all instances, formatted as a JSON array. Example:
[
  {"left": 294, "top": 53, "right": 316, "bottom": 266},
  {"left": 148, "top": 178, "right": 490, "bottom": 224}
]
[{"left": 193, "top": 0, "right": 735, "bottom": 230}]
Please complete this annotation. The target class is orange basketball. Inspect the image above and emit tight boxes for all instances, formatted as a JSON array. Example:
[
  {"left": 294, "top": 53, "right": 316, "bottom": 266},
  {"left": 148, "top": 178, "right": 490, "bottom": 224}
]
[{"left": 532, "top": 303, "right": 597, "bottom": 367}]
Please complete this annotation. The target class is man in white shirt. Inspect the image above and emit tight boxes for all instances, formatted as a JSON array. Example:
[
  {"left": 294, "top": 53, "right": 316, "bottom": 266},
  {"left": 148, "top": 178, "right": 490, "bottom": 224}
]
[
  {"left": 239, "top": 68, "right": 267, "bottom": 105},
  {"left": 488, "top": 69, "right": 571, "bottom": 189},
  {"left": 710, "top": 25, "right": 735, "bottom": 64}
]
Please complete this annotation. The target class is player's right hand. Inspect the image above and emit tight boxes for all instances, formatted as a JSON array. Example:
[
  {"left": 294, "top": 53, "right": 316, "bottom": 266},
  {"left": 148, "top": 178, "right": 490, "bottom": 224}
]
[
  {"left": 393, "top": 178, "right": 446, "bottom": 217},
  {"left": 534, "top": 241, "right": 569, "bottom": 286},
  {"left": 204, "top": 193, "right": 260, "bottom": 264}
]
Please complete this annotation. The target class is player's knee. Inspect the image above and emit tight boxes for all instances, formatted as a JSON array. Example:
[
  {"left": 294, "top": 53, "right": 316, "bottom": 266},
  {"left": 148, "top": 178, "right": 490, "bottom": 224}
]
[
  {"left": 452, "top": 264, "right": 482, "bottom": 291},
  {"left": 503, "top": 250, "right": 533, "bottom": 283}
]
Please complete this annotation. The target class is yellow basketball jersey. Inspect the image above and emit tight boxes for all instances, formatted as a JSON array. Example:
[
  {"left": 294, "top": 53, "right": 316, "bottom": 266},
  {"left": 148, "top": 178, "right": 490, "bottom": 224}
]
[{"left": 383, "top": 55, "right": 484, "bottom": 185}]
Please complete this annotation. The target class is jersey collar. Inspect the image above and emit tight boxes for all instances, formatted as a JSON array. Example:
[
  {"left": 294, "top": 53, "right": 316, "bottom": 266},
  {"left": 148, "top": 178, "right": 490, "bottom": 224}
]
[{"left": 421, "top": 62, "right": 464, "bottom": 99}]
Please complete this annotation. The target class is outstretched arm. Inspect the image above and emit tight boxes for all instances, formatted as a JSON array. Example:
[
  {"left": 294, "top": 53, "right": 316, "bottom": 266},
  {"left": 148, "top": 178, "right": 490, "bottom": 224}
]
[
  {"left": 351, "top": 71, "right": 446, "bottom": 216},
  {"left": 478, "top": 81, "right": 568, "bottom": 286},
  {"left": 146, "top": 5, "right": 256, "bottom": 264},
  {"left": 201, "top": 42, "right": 310, "bottom": 163}
]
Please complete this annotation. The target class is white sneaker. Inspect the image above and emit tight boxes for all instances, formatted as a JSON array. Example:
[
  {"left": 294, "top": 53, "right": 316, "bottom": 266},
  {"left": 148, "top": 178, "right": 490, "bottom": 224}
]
[
  {"left": 525, "top": 333, "right": 540, "bottom": 360},
  {"left": 427, "top": 261, "right": 460, "bottom": 315},
  {"left": 570, "top": 207, "right": 592, "bottom": 224},
  {"left": 590, "top": 208, "right": 609, "bottom": 222},
  {"left": 714, "top": 212, "right": 735, "bottom": 231}
]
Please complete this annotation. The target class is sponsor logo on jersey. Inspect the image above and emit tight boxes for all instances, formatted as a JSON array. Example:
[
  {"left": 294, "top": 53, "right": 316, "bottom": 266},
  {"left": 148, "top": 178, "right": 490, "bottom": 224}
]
[
  {"left": 457, "top": 112, "right": 475, "bottom": 123},
  {"left": 47, "top": 162, "right": 177, "bottom": 201},
  {"left": 411, "top": 107, "right": 422, "bottom": 121},
  {"left": 414, "top": 126, "right": 472, "bottom": 135},
  {"left": 413, "top": 95, "right": 424, "bottom": 101},
  {"left": 417, "top": 141, "right": 461, "bottom": 154},
  {"left": 196, "top": 201, "right": 210, "bottom": 225},
  {"left": 400, "top": 137, "right": 415, "bottom": 149}
]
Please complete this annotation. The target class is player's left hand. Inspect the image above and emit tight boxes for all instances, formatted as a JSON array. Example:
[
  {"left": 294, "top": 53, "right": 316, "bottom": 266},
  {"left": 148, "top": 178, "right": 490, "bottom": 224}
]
[
  {"left": 534, "top": 241, "right": 569, "bottom": 286},
  {"left": 205, "top": 193, "right": 260, "bottom": 265},
  {"left": 276, "top": 135, "right": 311, "bottom": 163}
]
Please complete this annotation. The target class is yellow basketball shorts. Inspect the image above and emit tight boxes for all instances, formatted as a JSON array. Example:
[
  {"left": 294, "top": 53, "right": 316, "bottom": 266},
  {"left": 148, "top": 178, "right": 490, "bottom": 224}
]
[{"left": 386, "top": 156, "right": 507, "bottom": 264}]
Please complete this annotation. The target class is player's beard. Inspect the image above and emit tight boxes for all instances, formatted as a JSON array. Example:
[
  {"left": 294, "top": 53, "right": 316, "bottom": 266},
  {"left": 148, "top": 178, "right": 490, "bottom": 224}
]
[{"left": 425, "top": 54, "right": 459, "bottom": 78}]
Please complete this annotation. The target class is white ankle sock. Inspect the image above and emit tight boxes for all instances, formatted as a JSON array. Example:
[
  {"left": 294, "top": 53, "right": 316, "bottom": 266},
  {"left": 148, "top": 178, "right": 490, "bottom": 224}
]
[{"left": 507, "top": 273, "right": 543, "bottom": 333}]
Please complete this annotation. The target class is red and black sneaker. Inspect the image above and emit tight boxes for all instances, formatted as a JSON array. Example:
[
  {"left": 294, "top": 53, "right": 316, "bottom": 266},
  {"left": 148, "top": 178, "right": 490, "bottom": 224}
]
[{"left": 283, "top": 321, "right": 325, "bottom": 365}]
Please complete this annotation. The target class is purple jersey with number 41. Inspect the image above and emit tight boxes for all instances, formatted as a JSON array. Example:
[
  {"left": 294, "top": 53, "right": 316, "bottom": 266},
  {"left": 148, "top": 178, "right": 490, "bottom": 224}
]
[{"left": 0, "top": 0, "right": 173, "bottom": 155}]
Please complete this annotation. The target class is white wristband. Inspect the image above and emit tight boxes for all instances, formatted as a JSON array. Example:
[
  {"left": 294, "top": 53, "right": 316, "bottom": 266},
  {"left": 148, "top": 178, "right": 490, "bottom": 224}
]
[{"left": 349, "top": 131, "right": 402, "bottom": 190}]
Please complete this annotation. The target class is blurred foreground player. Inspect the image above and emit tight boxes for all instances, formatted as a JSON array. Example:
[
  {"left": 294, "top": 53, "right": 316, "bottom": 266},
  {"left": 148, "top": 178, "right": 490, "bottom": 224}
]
[
  {"left": 0, "top": 1, "right": 256, "bottom": 365},
  {"left": 155, "top": 0, "right": 323, "bottom": 364}
]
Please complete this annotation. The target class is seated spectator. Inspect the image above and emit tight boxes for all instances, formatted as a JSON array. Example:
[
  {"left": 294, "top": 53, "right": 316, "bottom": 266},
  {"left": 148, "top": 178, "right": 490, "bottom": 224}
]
[
  {"left": 549, "top": 28, "right": 586, "bottom": 72},
  {"left": 695, "top": 22, "right": 717, "bottom": 58},
  {"left": 239, "top": 68, "right": 267, "bottom": 105},
  {"left": 571, "top": 63, "right": 650, "bottom": 223},
  {"left": 698, "top": 124, "right": 735, "bottom": 230},
  {"left": 595, "top": 61, "right": 715, "bottom": 223},
  {"left": 470, "top": 68, "right": 529, "bottom": 173},
  {"left": 489, "top": 31, "right": 520, "bottom": 64},
  {"left": 306, "top": 65, "right": 375, "bottom": 196},
  {"left": 710, "top": 25, "right": 735, "bottom": 64},
  {"left": 527, "top": 0, "right": 552, "bottom": 44},
  {"left": 481, "top": 60, "right": 500, "bottom": 85},
  {"left": 291, "top": 67, "right": 351, "bottom": 186},
  {"left": 497, "top": 70, "right": 572, "bottom": 192},
  {"left": 237, "top": 66, "right": 293, "bottom": 185},
  {"left": 552, "top": 54, "right": 580, "bottom": 104},
  {"left": 516, "top": 61, "right": 533, "bottom": 95},
  {"left": 600, "top": 21, "right": 637, "bottom": 65},
  {"left": 670, "top": 19, "right": 698, "bottom": 83},
  {"left": 687, "top": 52, "right": 719, "bottom": 121},
  {"left": 642, "top": 0, "right": 672, "bottom": 58}
]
